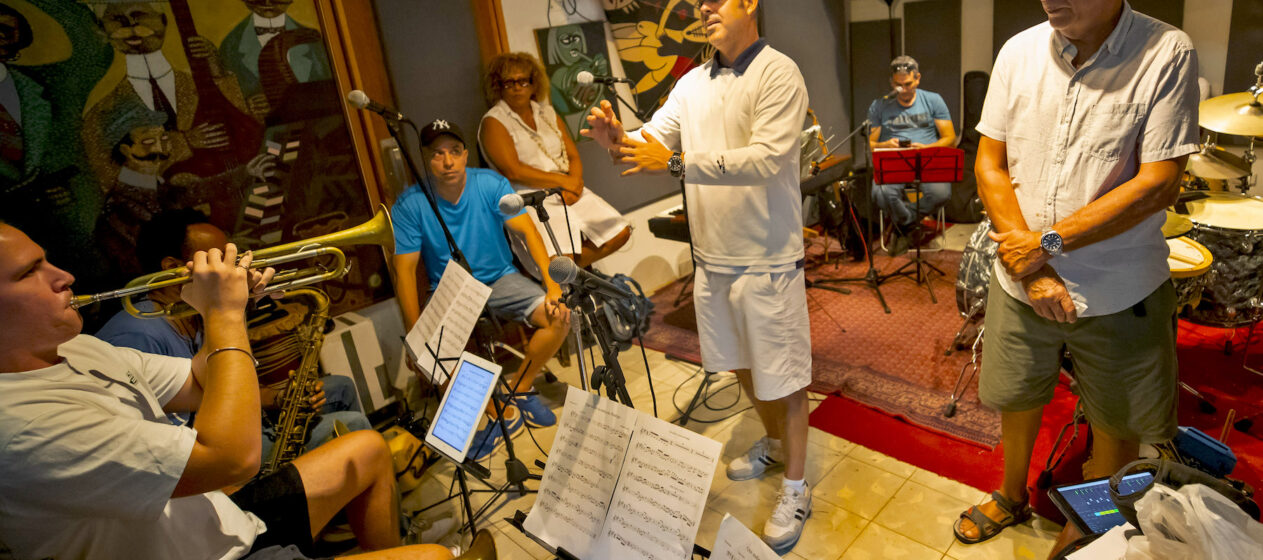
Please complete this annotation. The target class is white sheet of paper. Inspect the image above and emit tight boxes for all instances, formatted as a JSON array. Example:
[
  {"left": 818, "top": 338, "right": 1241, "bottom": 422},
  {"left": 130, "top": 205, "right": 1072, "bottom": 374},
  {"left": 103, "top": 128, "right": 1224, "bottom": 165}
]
[
  {"left": 523, "top": 387, "right": 638, "bottom": 559},
  {"left": 710, "top": 514, "right": 781, "bottom": 560},
  {"left": 404, "top": 261, "right": 490, "bottom": 384},
  {"left": 592, "top": 411, "right": 722, "bottom": 560},
  {"left": 1067, "top": 522, "right": 1134, "bottom": 560}
]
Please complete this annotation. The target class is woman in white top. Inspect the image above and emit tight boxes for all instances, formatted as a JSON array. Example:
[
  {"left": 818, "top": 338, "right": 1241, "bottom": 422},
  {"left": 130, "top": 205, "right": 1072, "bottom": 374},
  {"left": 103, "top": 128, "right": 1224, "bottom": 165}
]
[{"left": 479, "top": 52, "right": 631, "bottom": 268}]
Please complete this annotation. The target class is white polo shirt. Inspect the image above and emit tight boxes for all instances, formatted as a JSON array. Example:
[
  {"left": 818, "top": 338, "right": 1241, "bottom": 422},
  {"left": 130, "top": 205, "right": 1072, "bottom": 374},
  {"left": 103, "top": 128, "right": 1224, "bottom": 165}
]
[
  {"left": 632, "top": 41, "right": 809, "bottom": 271},
  {"left": 0, "top": 335, "right": 264, "bottom": 560},
  {"left": 978, "top": 2, "right": 1200, "bottom": 317}
]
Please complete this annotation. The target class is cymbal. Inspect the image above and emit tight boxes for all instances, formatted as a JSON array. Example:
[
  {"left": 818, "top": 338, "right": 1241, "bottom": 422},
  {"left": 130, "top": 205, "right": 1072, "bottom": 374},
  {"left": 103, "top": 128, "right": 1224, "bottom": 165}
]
[
  {"left": 1186, "top": 146, "right": 1251, "bottom": 179},
  {"left": 1163, "top": 210, "right": 1193, "bottom": 239},
  {"left": 1199, "top": 92, "right": 1263, "bottom": 137}
]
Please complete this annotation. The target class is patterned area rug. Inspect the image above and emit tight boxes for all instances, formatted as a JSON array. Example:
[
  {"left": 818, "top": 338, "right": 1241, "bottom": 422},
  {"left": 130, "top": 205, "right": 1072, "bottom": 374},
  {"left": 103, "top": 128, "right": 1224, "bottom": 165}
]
[{"left": 641, "top": 244, "right": 1002, "bottom": 447}]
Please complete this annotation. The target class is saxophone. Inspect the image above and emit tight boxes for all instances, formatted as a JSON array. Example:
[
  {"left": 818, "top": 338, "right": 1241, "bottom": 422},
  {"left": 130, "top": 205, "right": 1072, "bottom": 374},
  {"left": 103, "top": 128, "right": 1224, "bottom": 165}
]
[{"left": 261, "top": 287, "right": 332, "bottom": 475}]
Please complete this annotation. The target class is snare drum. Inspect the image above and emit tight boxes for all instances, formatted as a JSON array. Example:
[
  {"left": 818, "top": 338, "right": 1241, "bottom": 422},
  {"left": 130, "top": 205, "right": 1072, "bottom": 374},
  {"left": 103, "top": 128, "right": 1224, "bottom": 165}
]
[
  {"left": 1183, "top": 192, "right": 1263, "bottom": 327},
  {"left": 956, "top": 217, "right": 998, "bottom": 317},
  {"left": 1167, "top": 236, "right": 1212, "bottom": 311}
]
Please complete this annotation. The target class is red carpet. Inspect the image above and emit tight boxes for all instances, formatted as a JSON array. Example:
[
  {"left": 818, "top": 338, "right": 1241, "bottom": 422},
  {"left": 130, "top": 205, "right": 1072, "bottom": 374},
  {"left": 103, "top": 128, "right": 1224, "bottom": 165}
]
[
  {"left": 809, "top": 320, "right": 1263, "bottom": 517},
  {"left": 641, "top": 245, "right": 1003, "bottom": 446}
]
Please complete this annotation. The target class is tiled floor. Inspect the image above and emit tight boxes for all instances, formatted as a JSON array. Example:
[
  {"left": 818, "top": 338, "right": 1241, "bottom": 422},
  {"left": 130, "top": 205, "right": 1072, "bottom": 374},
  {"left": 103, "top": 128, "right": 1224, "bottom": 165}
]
[{"left": 402, "top": 346, "right": 1062, "bottom": 559}]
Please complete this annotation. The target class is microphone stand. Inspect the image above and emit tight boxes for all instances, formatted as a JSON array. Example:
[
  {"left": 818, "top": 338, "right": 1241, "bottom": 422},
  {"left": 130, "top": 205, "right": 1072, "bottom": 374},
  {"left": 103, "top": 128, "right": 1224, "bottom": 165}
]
[
  {"left": 597, "top": 80, "right": 654, "bottom": 125},
  {"left": 521, "top": 195, "right": 567, "bottom": 258},
  {"left": 806, "top": 120, "right": 892, "bottom": 314}
]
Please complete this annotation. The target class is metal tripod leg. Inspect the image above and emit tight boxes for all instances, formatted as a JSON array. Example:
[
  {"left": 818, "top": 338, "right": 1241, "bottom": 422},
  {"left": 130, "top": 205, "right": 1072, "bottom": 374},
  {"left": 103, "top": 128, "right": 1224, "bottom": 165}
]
[{"left": 676, "top": 370, "right": 720, "bottom": 427}]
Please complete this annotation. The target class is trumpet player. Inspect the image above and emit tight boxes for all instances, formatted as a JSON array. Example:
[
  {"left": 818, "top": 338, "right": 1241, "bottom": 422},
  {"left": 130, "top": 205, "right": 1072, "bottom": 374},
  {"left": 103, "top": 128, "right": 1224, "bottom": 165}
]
[
  {"left": 0, "top": 221, "right": 452, "bottom": 559},
  {"left": 97, "top": 209, "right": 372, "bottom": 456}
]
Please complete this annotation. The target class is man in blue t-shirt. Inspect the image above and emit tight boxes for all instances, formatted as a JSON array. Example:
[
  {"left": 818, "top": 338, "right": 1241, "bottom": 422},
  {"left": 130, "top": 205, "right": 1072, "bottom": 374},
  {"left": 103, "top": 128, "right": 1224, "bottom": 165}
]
[
  {"left": 868, "top": 55, "right": 957, "bottom": 255},
  {"left": 392, "top": 119, "right": 570, "bottom": 456}
]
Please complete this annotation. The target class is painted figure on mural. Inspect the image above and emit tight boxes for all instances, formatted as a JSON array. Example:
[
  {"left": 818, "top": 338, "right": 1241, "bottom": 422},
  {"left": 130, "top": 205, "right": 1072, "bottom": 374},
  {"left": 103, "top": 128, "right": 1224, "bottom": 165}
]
[
  {"left": 544, "top": 23, "right": 609, "bottom": 134},
  {"left": 0, "top": 0, "right": 112, "bottom": 283},
  {"left": 604, "top": 0, "right": 709, "bottom": 120},
  {"left": 218, "top": 0, "right": 332, "bottom": 119}
]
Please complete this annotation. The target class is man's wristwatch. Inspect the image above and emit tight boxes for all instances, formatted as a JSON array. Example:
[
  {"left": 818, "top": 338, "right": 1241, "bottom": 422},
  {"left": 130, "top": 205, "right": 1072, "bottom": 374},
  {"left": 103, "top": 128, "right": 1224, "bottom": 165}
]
[
  {"left": 1040, "top": 229, "right": 1064, "bottom": 257},
  {"left": 667, "top": 152, "right": 684, "bottom": 178}
]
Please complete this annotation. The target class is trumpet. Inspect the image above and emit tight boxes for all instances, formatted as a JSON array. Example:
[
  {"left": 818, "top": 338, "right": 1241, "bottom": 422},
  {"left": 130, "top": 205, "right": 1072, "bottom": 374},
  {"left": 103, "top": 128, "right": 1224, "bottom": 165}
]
[{"left": 71, "top": 206, "right": 395, "bottom": 318}]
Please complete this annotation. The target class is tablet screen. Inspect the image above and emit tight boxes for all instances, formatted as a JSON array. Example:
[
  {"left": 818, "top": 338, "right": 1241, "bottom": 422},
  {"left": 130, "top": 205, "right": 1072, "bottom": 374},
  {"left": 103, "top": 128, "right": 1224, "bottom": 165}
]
[
  {"left": 1052, "top": 472, "right": 1153, "bottom": 535},
  {"left": 429, "top": 357, "right": 498, "bottom": 460}
]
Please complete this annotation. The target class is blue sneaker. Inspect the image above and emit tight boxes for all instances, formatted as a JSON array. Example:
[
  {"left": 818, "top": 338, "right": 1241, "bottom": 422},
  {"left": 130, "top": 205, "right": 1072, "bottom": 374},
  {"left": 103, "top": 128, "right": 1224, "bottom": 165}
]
[
  {"left": 513, "top": 394, "right": 557, "bottom": 428},
  {"left": 468, "top": 422, "right": 506, "bottom": 462},
  {"left": 500, "top": 403, "right": 525, "bottom": 437}
]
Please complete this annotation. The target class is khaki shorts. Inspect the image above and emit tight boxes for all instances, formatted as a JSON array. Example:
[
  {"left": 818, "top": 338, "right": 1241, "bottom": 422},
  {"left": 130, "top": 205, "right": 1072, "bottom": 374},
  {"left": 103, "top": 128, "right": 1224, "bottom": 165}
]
[
  {"left": 694, "top": 266, "right": 812, "bottom": 401},
  {"left": 979, "top": 277, "right": 1178, "bottom": 443}
]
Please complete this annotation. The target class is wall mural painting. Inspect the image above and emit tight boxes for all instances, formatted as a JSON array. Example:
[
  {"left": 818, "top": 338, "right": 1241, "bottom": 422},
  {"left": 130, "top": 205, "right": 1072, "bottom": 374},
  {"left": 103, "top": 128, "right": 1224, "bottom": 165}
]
[
  {"left": 0, "top": 0, "right": 390, "bottom": 326},
  {"left": 602, "top": 0, "right": 711, "bottom": 120},
  {"left": 534, "top": 21, "right": 616, "bottom": 140}
]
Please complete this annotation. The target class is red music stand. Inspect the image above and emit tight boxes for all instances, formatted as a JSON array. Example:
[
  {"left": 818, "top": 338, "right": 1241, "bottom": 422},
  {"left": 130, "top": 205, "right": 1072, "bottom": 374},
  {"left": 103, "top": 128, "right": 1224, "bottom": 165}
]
[{"left": 871, "top": 147, "right": 965, "bottom": 302}]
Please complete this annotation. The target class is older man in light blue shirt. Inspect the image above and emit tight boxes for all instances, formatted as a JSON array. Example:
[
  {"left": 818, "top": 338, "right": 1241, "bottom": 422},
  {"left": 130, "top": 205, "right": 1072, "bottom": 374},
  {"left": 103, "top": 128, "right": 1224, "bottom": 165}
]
[{"left": 955, "top": 0, "right": 1199, "bottom": 552}]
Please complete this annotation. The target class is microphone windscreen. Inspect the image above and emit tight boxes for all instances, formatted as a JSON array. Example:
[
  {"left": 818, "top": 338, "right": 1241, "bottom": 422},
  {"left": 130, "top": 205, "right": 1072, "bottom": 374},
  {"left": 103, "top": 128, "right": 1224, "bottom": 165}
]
[
  {"left": 576, "top": 71, "right": 595, "bottom": 86},
  {"left": 548, "top": 257, "right": 579, "bottom": 285},
  {"left": 347, "top": 90, "right": 370, "bottom": 109},
  {"left": 498, "top": 193, "right": 525, "bottom": 216}
]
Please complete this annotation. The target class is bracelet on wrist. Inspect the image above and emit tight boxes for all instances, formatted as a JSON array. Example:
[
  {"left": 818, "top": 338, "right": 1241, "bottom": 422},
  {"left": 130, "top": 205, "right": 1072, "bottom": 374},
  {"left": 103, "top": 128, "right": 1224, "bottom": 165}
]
[{"left": 206, "top": 346, "right": 259, "bottom": 368}]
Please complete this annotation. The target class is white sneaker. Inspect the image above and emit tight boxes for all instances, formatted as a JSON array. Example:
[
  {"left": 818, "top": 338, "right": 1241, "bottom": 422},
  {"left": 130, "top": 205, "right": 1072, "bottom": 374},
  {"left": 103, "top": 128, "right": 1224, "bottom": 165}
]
[
  {"left": 726, "top": 437, "right": 784, "bottom": 481},
  {"left": 763, "top": 482, "right": 811, "bottom": 554}
]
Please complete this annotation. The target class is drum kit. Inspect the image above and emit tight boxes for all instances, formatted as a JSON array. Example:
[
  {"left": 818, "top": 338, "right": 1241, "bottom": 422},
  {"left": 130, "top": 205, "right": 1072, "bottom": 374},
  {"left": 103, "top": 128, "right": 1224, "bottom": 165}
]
[{"left": 943, "top": 63, "right": 1263, "bottom": 416}]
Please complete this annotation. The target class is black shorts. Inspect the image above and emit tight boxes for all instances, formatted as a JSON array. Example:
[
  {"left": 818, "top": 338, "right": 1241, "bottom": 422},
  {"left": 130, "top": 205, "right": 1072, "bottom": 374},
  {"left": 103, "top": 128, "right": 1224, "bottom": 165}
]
[{"left": 230, "top": 463, "right": 319, "bottom": 557}]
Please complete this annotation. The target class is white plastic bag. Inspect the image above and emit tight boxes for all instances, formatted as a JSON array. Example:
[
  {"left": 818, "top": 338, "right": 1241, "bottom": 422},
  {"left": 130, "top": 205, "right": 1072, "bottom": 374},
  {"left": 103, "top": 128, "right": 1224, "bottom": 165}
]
[{"left": 1123, "top": 483, "right": 1263, "bottom": 560}]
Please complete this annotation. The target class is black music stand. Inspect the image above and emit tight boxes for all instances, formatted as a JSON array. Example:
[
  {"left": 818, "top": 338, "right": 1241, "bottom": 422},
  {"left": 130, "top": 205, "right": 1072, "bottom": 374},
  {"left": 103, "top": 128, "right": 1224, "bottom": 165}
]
[
  {"left": 803, "top": 121, "right": 890, "bottom": 313},
  {"left": 872, "top": 147, "right": 963, "bottom": 303}
]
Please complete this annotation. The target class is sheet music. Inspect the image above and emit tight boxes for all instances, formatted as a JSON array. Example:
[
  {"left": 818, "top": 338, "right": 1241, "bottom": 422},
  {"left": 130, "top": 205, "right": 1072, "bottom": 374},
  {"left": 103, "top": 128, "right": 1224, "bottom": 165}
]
[
  {"left": 710, "top": 514, "right": 781, "bottom": 560},
  {"left": 524, "top": 387, "right": 638, "bottom": 559},
  {"left": 592, "top": 411, "right": 721, "bottom": 560},
  {"left": 404, "top": 261, "right": 490, "bottom": 384}
]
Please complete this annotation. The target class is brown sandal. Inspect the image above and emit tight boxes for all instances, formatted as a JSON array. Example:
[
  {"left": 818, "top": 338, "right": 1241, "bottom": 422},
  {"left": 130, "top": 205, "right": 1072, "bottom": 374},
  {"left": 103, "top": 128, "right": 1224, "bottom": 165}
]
[{"left": 952, "top": 490, "right": 1032, "bottom": 544}]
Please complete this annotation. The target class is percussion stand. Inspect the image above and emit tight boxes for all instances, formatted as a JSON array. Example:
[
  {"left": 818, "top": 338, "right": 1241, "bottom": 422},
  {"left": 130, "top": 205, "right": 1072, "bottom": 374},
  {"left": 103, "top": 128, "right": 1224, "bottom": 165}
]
[{"left": 805, "top": 121, "right": 892, "bottom": 314}]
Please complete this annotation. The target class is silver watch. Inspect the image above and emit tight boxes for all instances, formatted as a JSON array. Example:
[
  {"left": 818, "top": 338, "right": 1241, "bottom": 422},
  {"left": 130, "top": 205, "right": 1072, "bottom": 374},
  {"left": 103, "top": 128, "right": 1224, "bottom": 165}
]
[
  {"left": 668, "top": 152, "right": 684, "bottom": 178},
  {"left": 1040, "top": 229, "right": 1064, "bottom": 257}
]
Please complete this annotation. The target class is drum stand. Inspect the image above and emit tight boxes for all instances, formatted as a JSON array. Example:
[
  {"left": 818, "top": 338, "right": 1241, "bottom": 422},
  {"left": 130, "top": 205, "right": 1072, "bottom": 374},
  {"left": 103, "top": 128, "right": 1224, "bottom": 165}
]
[{"left": 945, "top": 298, "right": 985, "bottom": 356}]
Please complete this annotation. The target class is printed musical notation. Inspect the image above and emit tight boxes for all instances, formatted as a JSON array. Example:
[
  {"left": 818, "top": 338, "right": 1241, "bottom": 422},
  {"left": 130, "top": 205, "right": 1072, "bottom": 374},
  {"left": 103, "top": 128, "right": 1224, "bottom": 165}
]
[
  {"left": 405, "top": 261, "right": 491, "bottom": 384},
  {"left": 710, "top": 514, "right": 781, "bottom": 560},
  {"left": 523, "top": 387, "right": 722, "bottom": 560}
]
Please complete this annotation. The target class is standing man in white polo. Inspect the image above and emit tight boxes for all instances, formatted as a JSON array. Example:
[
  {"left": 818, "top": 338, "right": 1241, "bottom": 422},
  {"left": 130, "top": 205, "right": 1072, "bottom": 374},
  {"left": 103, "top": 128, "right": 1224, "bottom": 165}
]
[{"left": 582, "top": 0, "right": 813, "bottom": 553}]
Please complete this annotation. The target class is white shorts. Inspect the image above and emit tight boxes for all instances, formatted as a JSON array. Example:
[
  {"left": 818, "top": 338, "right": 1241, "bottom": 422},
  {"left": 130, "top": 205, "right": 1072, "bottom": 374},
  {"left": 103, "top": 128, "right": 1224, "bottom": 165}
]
[
  {"left": 526, "top": 188, "right": 629, "bottom": 257},
  {"left": 694, "top": 266, "right": 812, "bottom": 401}
]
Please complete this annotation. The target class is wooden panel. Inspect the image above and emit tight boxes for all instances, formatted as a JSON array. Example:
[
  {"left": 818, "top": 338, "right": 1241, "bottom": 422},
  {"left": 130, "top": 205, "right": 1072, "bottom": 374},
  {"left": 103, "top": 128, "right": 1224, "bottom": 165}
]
[
  {"left": 906, "top": 0, "right": 962, "bottom": 130},
  {"left": 316, "top": 0, "right": 396, "bottom": 208},
  {"left": 470, "top": 0, "right": 509, "bottom": 65}
]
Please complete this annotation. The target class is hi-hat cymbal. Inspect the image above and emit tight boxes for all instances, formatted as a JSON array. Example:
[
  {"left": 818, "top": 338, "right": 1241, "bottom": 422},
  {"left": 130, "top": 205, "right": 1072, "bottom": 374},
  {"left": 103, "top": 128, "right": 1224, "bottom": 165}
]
[
  {"left": 1187, "top": 146, "right": 1251, "bottom": 179},
  {"left": 1163, "top": 210, "right": 1193, "bottom": 239},
  {"left": 1199, "top": 92, "right": 1263, "bottom": 137}
]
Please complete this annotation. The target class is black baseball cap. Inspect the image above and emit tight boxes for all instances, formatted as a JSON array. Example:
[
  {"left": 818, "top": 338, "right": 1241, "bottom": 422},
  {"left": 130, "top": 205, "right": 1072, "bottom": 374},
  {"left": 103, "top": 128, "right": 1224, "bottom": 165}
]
[{"left": 419, "top": 119, "right": 466, "bottom": 148}]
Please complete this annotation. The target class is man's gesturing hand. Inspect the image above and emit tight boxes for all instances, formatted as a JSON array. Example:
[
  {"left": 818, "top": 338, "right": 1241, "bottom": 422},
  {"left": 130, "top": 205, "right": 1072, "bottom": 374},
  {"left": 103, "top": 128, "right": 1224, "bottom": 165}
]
[{"left": 581, "top": 100, "right": 625, "bottom": 151}]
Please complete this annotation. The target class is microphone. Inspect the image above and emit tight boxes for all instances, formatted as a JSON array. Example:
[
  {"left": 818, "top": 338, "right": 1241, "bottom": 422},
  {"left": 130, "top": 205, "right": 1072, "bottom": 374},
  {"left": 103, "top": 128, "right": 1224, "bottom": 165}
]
[
  {"left": 577, "top": 71, "right": 632, "bottom": 85},
  {"left": 347, "top": 90, "right": 407, "bottom": 121},
  {"left": 549, "top": 257, "right": 633, "bottom": 300},
  {"left": 498, "top": 188, "right": 563, "bottom": 215},
  {"left": 882, "top": 86, "right": 905, "bottom": 100}
]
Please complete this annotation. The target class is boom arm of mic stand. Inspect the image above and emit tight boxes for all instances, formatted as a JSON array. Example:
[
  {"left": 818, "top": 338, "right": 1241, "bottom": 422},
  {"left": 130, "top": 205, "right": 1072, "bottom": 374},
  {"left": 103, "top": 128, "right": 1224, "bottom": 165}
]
[
  {"left": 528, "top": 201, "right": 567, "bottom": 258},
  {"left": 603, "top": 81, "right": 653, "bottom": 125}
]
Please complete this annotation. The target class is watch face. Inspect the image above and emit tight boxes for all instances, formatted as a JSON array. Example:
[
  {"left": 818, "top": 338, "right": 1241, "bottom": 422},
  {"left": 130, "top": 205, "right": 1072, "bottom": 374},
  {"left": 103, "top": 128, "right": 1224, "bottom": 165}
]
[{"left": 1042, "top": 232, "right": 1063, "bottom": 253}]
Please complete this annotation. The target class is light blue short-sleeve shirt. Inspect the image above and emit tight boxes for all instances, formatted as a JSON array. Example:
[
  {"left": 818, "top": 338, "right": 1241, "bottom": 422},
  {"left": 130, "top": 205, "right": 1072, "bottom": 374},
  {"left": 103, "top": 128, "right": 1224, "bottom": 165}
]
[
  {"left": 868, "top": 90, "right": 951, "bottom": 146},
  {"left": 391, "top": 168, "right": 524, "bottom": 287}
]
